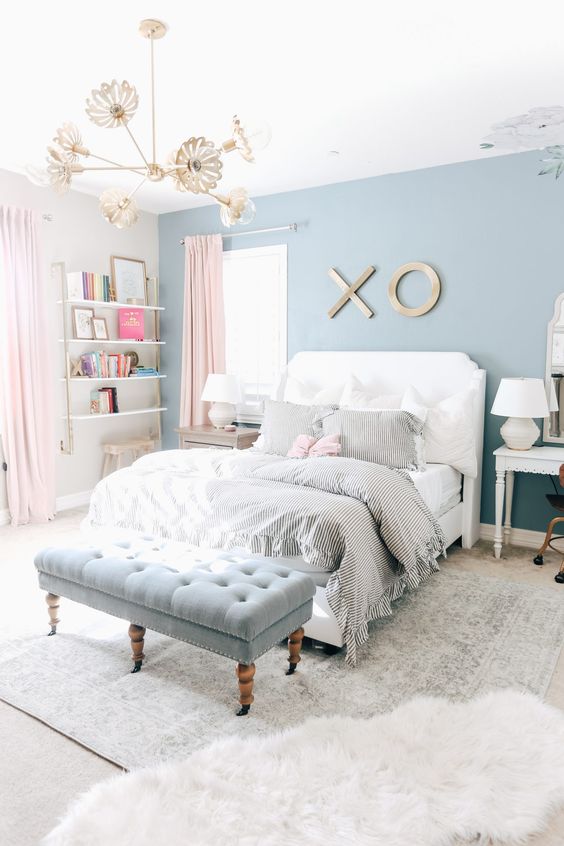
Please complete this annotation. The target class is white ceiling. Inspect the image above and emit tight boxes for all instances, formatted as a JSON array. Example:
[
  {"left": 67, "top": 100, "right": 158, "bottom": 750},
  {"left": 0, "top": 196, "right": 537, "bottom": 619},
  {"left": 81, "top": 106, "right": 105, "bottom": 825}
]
[{"left": 2, "top": 0, "right": 563, "bottom": 214}]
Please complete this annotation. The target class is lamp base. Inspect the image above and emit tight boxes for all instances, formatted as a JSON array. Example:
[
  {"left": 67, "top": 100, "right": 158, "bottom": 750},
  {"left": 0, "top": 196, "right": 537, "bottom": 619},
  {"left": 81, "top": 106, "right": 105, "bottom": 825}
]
[
  {"left": 208, "top": 402, "right": 236, "bottom": 429},
  {"left": 500, "top": 416, "right": 540, "bottom": 450}
]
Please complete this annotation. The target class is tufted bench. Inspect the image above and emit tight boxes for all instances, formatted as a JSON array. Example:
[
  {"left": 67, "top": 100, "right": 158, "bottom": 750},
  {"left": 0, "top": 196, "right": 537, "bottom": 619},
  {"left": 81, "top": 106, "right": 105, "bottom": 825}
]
[{"left": 34, "top": 542, "right": 316, "bottom": 715}]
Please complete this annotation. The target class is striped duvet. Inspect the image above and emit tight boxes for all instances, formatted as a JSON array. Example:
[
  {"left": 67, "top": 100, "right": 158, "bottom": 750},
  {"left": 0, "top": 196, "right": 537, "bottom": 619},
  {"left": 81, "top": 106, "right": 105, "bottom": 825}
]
[{"left": 86, "top": 449, "right": 446, "bottom": 665}]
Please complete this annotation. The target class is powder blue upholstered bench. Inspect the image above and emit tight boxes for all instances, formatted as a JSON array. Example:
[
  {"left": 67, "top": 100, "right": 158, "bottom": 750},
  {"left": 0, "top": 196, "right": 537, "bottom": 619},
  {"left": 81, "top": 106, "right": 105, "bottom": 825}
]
[{"left": 34, "top": 543, "right": 316, "bottom": 715}]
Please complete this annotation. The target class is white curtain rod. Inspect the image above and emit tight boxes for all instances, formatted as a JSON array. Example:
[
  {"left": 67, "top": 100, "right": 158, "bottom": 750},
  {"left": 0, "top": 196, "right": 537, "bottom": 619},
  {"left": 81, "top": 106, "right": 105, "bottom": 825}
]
[{"left": 179, "top": 223, "right": 297, "bottom": 246}]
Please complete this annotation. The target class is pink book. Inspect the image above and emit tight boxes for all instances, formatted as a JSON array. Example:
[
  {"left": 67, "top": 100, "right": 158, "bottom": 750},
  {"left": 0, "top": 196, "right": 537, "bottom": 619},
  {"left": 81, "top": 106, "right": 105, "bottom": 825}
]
[{"left": 118, "top": 308, "right": 145, "bottom": 340}]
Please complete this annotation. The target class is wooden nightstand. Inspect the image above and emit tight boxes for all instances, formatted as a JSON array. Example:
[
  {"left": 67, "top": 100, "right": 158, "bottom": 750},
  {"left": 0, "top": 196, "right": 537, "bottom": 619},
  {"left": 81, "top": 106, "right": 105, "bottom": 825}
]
[{"left": 175, "top": 424, "right": 259, "bottom": 451}]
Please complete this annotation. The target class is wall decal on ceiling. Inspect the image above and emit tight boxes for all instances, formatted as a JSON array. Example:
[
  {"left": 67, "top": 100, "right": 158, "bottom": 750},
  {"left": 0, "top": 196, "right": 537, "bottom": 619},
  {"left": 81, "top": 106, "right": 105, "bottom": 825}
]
[
  {"left": 388, "top": 262, "right": 441, "bottom": 318},
  {"left": 480, "top": 106, "right": 564, "bottom": 181},
  {"left": 328, "top": 266, "right": 375, "bottom": 319}
]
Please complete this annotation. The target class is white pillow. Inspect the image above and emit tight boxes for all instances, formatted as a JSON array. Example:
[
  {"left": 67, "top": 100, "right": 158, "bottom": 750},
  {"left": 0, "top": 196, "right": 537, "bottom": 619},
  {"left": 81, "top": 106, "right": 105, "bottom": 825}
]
[
  {"left": 340, "top": 375, "right": 402, "bottom": 409},
  {"left": 283, "top": 376, "right": 344, "bottom": 406},
  {"left": 401, "top": 385, "right": 477, "bottom": 477}
]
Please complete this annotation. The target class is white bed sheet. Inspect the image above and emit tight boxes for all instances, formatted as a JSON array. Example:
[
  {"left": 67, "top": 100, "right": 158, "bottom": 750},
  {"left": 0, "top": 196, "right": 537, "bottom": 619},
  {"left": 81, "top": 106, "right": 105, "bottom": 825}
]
[{"left": 409, "top": 463, "right": 462, "bottom": 518}]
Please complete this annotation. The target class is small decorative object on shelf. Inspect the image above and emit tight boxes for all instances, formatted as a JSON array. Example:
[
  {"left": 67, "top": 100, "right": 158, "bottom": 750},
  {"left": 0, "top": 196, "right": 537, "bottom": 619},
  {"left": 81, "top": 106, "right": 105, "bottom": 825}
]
[
  {"left": 92, "top": 317, "right": 109, "bottom": 340},
  {"left": 119, "top": 308, "right": 144, "bottom": 340},
  {"left": 72, "top": 306, "right": 94, "bottom": 339},
  {"left": 111, "top": 256, "right": 147, "bottom": 305}
]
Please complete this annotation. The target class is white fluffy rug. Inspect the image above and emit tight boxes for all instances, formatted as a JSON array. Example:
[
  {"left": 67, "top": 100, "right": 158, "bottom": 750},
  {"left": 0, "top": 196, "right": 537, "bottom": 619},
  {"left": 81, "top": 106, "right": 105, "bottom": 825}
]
[{"left": 44, "top": 690, "right": 564, "bottom": 846}]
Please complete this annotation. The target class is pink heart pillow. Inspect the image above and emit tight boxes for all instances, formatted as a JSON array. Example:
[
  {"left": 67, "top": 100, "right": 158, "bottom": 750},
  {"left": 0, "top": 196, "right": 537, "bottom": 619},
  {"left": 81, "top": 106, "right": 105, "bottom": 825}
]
[{"left": 287, "top": 433, "right": 341, "bottom": 458}]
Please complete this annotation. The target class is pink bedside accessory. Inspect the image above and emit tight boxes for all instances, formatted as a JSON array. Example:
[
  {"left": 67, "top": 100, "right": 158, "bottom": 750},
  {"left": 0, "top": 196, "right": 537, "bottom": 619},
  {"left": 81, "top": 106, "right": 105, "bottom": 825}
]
[{"left": 287, "top": 433, "right": 341, "bottom": 458}]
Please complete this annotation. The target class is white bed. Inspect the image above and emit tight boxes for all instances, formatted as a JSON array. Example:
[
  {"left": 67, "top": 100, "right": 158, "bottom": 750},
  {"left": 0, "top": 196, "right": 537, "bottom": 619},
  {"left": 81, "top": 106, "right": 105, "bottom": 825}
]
[
  {"left": 87, "top": 350, "right": 485, "bottom": 653},
  {"left": 266, "top": 350, "right": 486, "bottom": 646}
]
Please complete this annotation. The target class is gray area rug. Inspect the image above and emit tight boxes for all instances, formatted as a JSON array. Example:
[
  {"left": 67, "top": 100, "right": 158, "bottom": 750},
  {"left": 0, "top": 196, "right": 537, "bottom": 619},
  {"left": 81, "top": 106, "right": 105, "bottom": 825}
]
[{"left": 1, "top": 568, "right": 563, "bottom": 771}]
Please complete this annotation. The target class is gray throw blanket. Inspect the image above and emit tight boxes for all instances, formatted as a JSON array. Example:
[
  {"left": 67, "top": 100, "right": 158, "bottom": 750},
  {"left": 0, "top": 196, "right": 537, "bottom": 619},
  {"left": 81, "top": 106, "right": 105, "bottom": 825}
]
[{"left": 86, "top": 449, "right": 446, "bottom": 665}]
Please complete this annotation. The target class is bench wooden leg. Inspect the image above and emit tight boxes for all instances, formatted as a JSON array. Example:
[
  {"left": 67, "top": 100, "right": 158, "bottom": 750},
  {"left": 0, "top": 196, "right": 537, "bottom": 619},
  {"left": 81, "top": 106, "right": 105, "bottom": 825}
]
[
  {"left": 236, "top": 662, "right": 255, "bottom": 716},
  {"left": 46, "top": 593, "right": 60, "bottom": 636},
  {"left": 129, "top": 623, "right": 145, "bottom": 673},
  {"left": 286, "top": 627, "right": 305, "bottom": 675}
]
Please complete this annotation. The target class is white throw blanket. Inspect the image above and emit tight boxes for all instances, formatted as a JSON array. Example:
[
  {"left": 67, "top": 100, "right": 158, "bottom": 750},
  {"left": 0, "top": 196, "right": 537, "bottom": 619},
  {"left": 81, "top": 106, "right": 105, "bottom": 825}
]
[
  {"left": 43, "top": 690, "right": 564, "bottom": 846},
  {"left": 86, "top": 449, "right": 445, "bottom": 665}
]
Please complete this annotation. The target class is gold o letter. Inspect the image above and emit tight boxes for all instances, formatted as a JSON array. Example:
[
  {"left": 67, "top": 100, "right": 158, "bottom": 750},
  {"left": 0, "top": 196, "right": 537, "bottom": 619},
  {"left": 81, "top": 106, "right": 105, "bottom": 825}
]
[{"left": 388, "top": 262, "right": 441, "bottom": 317}]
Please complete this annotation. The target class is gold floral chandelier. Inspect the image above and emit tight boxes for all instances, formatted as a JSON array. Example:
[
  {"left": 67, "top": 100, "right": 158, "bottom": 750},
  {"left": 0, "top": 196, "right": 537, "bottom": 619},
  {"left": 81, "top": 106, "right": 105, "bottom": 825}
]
[{"left": 27, "top": 19, "right": 270, "bottom": 229}]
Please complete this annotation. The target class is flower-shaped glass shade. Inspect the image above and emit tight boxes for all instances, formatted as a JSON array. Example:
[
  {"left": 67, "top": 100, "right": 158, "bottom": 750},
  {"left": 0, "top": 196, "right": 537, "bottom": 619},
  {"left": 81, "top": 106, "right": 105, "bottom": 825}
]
[
  {"left": 46, "top": 146, "right": 73, "bottom": 194},
  {"left": 99, "top": 188, "right": 139, "bottom": 229},
  {"left": 86, "top": 80, "right": 139, "bottom": 128},
  {"left": 224, "top": 116, "right": 271, "bottom": 163},
  {"left": 218, "top": 187, "right": 256, "bottom": 227},
  {"left": 53, "top": 122, "right": 89, "bottom": 161},
  {"left": 175, "top": 137, "right": 223, "bottom": 194},
  {"left": 24, "top": 164, "right": 51, "bottom": 188}
]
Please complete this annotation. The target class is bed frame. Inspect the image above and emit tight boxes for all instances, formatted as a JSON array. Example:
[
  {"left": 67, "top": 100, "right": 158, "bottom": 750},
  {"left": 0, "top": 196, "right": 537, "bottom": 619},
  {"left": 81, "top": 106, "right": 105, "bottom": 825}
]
[{"left": 272, "top": 351, "right": 486, "bottom": 646}]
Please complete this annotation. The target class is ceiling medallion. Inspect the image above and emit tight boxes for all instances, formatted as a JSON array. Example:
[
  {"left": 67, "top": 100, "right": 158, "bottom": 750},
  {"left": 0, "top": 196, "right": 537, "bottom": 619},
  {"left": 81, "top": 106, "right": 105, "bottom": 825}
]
[{"left": 26, "top": 19, "right": 270, "bottom": 228}]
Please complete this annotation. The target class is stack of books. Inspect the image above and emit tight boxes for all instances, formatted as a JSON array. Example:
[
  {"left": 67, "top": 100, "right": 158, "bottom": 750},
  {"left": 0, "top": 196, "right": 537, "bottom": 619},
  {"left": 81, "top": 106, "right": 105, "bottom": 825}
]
[
  {"left": 90, "top": 387, "right": 119, "bottom": 414},
  {"left": 67, "top": 271, "right": 112, "bottom": 302},
  {"left": 130, "top": 366, "right": 159, "bottom": 377},
  {"left": 81, "top": 352, "right": 133, "bottom": 379}
]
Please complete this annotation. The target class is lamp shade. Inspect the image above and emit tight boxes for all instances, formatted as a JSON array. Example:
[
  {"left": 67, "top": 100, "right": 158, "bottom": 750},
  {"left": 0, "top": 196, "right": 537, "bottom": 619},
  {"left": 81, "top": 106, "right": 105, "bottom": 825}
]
[
  {"left": 491, "top": 378, "right": 550, "bottom": 418},
  {"left": 200, "top": 373, "right": 240, "bottom": 404}
]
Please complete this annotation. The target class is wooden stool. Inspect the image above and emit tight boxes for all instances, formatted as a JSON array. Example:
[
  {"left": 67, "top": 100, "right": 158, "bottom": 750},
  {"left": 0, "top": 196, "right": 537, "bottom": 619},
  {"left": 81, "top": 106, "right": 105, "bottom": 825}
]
[{"left": 102, "top": 438, "right": 156, "bottom": 477}]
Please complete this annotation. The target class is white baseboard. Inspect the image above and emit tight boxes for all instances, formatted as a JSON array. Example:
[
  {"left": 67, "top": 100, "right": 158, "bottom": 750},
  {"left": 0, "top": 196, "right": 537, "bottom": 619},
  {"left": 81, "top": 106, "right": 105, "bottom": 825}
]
[
  {"left": 56, "top": 490, "right": 92, "bottom": 512},
  {"left": 480, "top": 522, "right": 563, "bottom": 550},
  {"left": 0, "top": 508, "right": 10, "bottom": 527}
]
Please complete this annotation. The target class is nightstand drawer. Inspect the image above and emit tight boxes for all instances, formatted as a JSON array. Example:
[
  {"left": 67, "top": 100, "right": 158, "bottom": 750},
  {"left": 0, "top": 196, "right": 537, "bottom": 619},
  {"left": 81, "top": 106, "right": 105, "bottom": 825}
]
[{"left": 182, "top": 440, "right": 231, "bottom": 451}]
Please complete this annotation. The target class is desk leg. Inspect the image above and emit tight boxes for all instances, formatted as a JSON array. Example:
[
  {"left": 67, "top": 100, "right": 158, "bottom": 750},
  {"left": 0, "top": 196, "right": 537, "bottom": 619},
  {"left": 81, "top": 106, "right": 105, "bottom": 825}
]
[
  {"left": 494, "top": 469, "right": 506, "bottom": 559},
  {"left": 503, "top": 470, "right": 514, "bottom": 546}
]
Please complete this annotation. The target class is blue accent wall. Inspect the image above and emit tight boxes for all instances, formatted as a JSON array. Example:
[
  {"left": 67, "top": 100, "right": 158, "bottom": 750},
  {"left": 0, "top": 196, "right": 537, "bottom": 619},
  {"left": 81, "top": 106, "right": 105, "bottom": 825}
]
[{"left": 159, "top": 150, "right": 564, "bottom": 533}]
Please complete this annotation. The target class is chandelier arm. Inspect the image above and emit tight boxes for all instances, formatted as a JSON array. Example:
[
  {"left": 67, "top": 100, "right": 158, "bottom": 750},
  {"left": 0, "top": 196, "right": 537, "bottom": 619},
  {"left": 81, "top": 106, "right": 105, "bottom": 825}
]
[
  {"left": 89, "top": 152, "right": 144, "bottom": 169},
  {"left": 77, "top": 165, "right": 147, "bottom": 172},
  {"left": 123, "top": 123, "right": 150, "bottom": 168},
  {"left": 127, "top": 176, "right": 148, "bottom": 201}
]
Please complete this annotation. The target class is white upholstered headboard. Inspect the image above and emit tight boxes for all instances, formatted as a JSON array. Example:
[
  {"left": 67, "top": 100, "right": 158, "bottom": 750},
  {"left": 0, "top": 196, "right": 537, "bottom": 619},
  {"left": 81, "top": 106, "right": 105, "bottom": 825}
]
[{"left": 273, "top": 351, "right": 486, "bottom": 548}]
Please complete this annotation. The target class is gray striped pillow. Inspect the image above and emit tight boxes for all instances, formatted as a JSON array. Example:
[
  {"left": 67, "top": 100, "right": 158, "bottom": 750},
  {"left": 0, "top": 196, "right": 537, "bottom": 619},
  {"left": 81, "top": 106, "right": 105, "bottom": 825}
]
[
  {"left": 322, "top": 408, "right": 425, "bottom": 470},
  {"left": 260, "top": 400, "right": 336, "bottom": 456}
]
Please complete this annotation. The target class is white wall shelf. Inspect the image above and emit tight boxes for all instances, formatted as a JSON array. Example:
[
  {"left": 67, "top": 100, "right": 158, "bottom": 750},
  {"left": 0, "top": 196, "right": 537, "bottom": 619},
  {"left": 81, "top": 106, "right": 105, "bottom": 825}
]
[
  {"left": 60, "top": 375, "right": 167, "bottom": 383},
  {"left": 57, "top": 299, "right": 164, "bottom": 311},
  {"left": 59, "top": 339, "right": 165, "bottom": 345},
  {"left": 64, "top": 407, "right": 167, "bottom": 421},
  {"left": 53, "top": 261, "right": 165, "bottom": 455}
]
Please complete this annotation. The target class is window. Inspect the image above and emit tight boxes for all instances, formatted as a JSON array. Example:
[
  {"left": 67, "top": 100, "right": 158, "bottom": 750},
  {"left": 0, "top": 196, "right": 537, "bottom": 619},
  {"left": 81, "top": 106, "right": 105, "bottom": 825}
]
[{"left": 223, "top": 244, "right": 287, "bottom": 422}]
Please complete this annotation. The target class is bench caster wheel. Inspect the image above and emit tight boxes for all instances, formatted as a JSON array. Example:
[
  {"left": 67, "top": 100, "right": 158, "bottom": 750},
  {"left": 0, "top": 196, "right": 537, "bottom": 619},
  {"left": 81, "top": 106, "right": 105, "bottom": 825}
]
[
  {"left": 555, "top": 572, "right": 564, "bottom": 584},
  {"left": 236, "top": 704, "right": 250, "bottom": 716},
  {"left": 533, "top": 555, "right": 544, "bottom": 566}
]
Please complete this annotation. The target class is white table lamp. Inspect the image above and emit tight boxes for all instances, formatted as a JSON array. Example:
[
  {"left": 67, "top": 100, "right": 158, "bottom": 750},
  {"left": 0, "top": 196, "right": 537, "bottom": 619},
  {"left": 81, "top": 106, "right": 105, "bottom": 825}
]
[
  {"left": 201, "top": 374, "right": 240, "bottom": 428},
  {"left": 491, "top": 377, "right": 550, "bottom": 450}
]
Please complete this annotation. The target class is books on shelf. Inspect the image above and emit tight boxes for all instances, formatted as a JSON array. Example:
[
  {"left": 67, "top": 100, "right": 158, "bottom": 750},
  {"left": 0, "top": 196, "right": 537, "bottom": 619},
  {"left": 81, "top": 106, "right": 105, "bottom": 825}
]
[
  {"left": 67, "top": 271, "right": 112, "bottom": 302},
  {"left": 130, "top": 366, "right": 159, "bottom": 377},
  {"left": 81, "top": 352, "right": 133, "bottom": 378},
  {"left": 119, "top": 308, "right": 145, "bottom": 340},
  {"left": 90, "top": 387, "right": 119, "bottom": 415}
]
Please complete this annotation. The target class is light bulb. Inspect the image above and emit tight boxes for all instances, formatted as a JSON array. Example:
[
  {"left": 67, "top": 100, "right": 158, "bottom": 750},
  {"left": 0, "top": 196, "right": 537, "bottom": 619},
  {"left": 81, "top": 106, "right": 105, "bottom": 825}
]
[
  {"left": 24, "top": 164, "right": 51, "bottom": 188},
  {"left": 238, "top": 197, "right": 256, "bottom": 225}
]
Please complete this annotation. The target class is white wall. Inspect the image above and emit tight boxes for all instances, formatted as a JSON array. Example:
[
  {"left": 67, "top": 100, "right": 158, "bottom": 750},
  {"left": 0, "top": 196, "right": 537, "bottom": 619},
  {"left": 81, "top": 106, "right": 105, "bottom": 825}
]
[{"left": 0, "top": 169, "right": 159, "bottom": 521}]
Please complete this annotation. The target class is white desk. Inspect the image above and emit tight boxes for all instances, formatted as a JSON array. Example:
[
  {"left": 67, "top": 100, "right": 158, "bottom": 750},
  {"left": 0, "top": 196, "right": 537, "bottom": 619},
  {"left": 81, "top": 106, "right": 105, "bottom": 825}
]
[{"left": 494, "top": 445, "right": 564, "bottom": 558}]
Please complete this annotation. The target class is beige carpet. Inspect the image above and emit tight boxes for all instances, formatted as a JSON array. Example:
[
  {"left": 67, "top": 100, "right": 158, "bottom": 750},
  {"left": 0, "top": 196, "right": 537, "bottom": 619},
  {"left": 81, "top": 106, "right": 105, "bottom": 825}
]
[{"left": 2, "top": 508, "right": 564, "bottom": 845}]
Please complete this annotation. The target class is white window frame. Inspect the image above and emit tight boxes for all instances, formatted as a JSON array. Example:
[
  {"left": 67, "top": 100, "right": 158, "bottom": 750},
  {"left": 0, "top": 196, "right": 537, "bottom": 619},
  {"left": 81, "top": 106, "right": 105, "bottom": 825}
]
[{"left": 222, "top": 244, "right": 288, "bottom": 423}]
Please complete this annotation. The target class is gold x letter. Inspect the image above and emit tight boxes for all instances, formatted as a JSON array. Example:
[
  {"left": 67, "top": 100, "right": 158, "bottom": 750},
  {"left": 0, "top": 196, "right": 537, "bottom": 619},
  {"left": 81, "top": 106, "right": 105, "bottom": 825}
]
[{"left": 328, "top": 266, "right": 375, "bottom": 319}]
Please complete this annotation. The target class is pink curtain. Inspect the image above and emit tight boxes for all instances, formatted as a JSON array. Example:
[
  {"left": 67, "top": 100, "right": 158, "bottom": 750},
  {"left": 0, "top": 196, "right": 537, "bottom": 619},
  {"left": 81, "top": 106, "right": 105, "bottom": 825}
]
[
  {"left": 0, "top": 206, "right": 55, "bottom": 525},
  {"left": 179, "top": 234, "right": 226, "bottom": 427}
]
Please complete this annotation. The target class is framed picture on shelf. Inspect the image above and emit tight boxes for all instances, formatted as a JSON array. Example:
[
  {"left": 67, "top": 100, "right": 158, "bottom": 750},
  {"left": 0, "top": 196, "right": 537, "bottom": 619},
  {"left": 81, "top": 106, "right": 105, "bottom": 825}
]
[
  {"left": 146, "top": 276, "right": 159, "bottom": 307},
  {"left": 72, "top": 306, "right": 94, "bottom": 340},
  {"left": 66, "top": 271, "right": 83, "bottom": 301},
  {"left": 111, "top": 256, "right": 147, "bottom": 305},
  {"left": 92, "top": 317, "right": 109, "bottom": 340}
]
